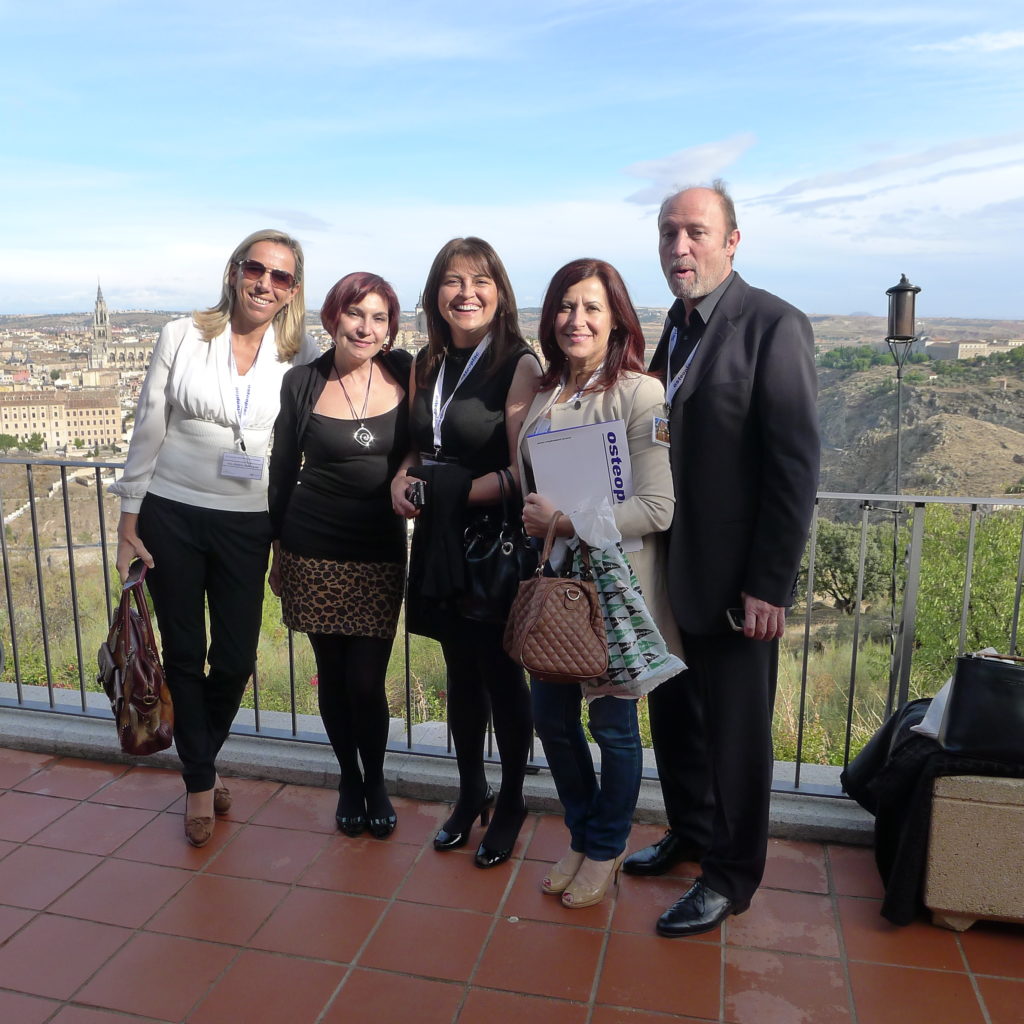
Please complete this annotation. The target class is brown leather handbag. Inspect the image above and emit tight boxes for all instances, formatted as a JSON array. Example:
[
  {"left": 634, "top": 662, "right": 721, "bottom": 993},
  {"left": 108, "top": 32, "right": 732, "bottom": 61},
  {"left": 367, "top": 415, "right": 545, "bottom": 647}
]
[
  {"left": 97, "top": 559, "right": 174, "bottom": 756},
  {"left": 503, "top": 512, "right": 608, "bottom": 683}
]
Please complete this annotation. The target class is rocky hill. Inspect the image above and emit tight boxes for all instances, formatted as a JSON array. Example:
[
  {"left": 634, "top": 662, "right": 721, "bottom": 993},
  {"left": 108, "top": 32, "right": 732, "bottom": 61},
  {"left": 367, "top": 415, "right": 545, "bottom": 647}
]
[{"left": 818, "top": 364, "right": 1024, "bottom": 497}]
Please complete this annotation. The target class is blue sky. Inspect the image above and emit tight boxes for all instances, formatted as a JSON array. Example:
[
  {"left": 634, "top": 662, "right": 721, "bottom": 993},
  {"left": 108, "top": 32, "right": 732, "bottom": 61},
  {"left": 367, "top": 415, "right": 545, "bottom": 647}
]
[{"left": 2, "top": 0, "right": 1022, "bottom": 318}]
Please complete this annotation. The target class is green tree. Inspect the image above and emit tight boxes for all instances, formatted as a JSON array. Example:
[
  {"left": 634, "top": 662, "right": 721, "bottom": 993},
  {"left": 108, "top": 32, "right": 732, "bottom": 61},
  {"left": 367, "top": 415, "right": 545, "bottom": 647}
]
[
  {"left": 911, "top": 504, "right": 1024, "bottom": 692},
  {"left": 24, "top": 433, "right": 45, "bottom": 452},
  {"left": 817, "top": 345, "right": 889, "bottom": 371},
  {"left": 0, "top": 433, "right": 18, "bottom": 454},
  {"left": 73, "top": 437, "right": 85, "bottom": 449},
  {"left": 806, "top": 519, "right": 892, "bottom": 613},
  {"left": 49, "top": 369, "right": 61, "bottom": 381}
]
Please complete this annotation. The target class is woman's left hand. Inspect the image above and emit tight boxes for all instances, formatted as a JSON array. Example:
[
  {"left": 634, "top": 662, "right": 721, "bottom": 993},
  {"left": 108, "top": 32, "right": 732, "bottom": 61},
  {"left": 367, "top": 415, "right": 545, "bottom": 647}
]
[{"left": 523, "top": 492, "right": 566, "bottom": 538}]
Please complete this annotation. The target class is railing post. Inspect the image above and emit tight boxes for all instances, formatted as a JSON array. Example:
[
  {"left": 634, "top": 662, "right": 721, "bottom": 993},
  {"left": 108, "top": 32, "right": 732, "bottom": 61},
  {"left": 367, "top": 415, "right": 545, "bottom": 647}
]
[
  {"left": 890, "top": 501, "right": 926, "bottom": 709},
  {"left": 958, "top": 505, "right": 979, "bottom": 656}
]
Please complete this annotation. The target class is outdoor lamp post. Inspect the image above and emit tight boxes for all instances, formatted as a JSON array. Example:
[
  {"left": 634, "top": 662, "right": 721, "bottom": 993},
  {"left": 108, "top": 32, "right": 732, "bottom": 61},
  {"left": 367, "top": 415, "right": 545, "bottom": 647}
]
[{"left": 885, "top": 274, "right": 922, "bottom": 495}]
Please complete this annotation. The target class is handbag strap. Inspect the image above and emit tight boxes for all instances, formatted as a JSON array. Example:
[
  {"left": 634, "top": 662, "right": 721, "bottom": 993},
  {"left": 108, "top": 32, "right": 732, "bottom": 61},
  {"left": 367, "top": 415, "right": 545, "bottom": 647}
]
[
  {"left": 120, "top": 559, "right": 160, "bottom": 655},
  {"left": 536, "top": 511, "right": 593, "bottom": 580},
  {"left": 969, "top": 652, "right": 1024, "bottom": 664}
]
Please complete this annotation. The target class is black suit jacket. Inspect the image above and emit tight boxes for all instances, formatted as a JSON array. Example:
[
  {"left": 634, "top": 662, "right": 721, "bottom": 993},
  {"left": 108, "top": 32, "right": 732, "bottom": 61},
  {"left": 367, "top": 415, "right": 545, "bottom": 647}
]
[{"left": 649, "top": 273, "right": 819, "bottom": 635}]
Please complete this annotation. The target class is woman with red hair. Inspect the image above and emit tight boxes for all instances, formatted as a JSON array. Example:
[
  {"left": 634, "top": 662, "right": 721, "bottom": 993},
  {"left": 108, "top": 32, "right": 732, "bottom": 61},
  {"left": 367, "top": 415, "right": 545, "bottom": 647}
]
[
  {"left": 269, "top": 271, "right": 412, "bottom": 838},
  {"left": 516, "top": 258, "right": 680, "bottom": 908}
]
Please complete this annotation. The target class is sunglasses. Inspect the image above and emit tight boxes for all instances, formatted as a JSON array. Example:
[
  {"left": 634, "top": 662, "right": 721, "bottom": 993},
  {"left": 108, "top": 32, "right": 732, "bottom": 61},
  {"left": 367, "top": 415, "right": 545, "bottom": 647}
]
[{"left": 235, "top": 259, "right": 297, "bottom": 290}]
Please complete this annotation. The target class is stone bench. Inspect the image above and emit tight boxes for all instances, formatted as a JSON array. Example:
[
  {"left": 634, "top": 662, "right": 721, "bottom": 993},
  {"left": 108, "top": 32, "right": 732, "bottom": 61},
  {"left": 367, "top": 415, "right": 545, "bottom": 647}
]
[{"left": 925, "top": 774, "right": 1024, "bottom": 931}]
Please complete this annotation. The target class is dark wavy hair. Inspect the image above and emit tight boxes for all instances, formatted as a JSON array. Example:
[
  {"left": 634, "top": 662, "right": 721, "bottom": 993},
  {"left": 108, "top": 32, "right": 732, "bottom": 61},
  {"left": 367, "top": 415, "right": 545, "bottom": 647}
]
[
  {"left": 320, "top": 272, "right": 400, "bottom": 345},
  {"left": 537, "top": 258, "right": 647, "bottom": 392},
  {"left": 416, "top": 237, "right": 524, "bottom": 386}
]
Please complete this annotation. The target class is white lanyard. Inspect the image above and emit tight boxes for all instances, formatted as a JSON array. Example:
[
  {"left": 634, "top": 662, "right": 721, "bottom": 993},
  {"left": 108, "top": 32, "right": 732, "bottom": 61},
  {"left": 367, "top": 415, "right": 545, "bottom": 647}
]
[
  {"left": 228, "top": 339, "right": 261, "bottom": 451},
  {"left": 431, "top": 335, "right": 491, "bottom": 450},
  {"left": 665, "top": 326, "right": 701, "bottom": 408}
]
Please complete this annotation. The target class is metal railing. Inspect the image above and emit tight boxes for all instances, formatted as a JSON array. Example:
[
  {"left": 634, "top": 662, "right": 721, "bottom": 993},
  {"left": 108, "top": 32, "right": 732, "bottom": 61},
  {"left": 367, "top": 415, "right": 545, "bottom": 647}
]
[{"left": 2, "top": 456, "right": 1023, "bottom": 796}]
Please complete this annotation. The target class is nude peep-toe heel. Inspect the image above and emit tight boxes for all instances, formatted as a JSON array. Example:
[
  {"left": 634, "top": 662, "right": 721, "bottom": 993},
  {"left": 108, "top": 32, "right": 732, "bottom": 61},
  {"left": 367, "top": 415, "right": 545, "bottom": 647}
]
[
  {"left": 561, "top": 853, "right": 625, "bottom": 909},
  {"left": 542, "top": 849, "right": 586, "bottom": 895}
]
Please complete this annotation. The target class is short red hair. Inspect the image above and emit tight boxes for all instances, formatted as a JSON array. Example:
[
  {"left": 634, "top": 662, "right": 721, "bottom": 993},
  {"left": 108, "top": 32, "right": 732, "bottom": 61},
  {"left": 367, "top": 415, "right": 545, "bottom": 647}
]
[{"left": 320, "top": 272, "right": 400, "bottom": 343}]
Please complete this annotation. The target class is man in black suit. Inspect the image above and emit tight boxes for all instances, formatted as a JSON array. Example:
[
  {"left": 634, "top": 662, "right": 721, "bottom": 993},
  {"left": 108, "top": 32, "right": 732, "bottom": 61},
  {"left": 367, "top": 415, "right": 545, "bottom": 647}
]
[{"left": 624, "top": 182, "right": 819, "bottom": 936}]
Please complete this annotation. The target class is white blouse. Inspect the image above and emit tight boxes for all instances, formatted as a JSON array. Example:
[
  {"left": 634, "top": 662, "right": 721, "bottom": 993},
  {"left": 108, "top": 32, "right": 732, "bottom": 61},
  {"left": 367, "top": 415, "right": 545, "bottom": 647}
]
[{"left": 110, "top": 316, "right": 319, "bottom": 513}]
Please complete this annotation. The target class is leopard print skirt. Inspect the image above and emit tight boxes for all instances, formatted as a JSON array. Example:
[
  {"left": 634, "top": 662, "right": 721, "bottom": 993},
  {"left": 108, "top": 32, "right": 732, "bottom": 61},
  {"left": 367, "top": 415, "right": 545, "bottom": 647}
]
[{"left": 279, "top": 549, "right": 405, "bottom": 639}]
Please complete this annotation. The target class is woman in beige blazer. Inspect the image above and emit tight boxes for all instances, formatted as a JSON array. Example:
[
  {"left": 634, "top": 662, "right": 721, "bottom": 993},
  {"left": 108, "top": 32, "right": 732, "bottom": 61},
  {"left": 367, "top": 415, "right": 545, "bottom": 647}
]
[{"left": 515, "top": 258, "right": 680, "bottom": 910}]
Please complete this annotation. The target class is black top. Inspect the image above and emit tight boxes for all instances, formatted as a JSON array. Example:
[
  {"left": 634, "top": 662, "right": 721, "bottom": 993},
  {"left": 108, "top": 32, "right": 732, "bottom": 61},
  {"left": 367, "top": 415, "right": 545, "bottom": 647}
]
[
  {"left": 279, "top": 404, "right": 408, "bottom": 562},
  {"left": 410, "top": 342, "right": 535, "bottom": 476},
  {"left": 269, "top": 347, "right": 413, "bottom": 563}
]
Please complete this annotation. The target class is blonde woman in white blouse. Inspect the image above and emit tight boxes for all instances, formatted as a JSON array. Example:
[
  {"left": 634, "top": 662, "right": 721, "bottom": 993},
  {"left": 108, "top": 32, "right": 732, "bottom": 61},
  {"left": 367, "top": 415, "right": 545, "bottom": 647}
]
[{"left": 111, "top": 229, "right": 319, "bottom": 846}]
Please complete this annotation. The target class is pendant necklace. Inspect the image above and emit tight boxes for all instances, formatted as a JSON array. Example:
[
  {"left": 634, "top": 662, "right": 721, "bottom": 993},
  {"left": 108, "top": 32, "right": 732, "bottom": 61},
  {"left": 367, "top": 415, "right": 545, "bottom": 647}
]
[
  {"left": 559, "top": 363, "right": 604, "bottom": 409},
  {"left": 337, "top": 360, "right": 375, "bottom": 448}
]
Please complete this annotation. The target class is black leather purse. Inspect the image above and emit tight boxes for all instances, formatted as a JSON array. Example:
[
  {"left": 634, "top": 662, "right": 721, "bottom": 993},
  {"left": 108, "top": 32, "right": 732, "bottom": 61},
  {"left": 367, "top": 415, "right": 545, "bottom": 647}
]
[
  {"left": 459, "top": 469, "right": 538, "bottom": 623},
  {"left": 938, "top": 652, "right": 1024, "bottom": 763}
]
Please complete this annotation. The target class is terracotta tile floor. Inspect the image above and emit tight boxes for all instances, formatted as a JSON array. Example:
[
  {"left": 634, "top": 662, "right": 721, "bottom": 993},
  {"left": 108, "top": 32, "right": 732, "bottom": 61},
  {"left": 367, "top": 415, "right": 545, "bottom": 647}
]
[{"left": 1, "top": 746, "right": 1022, "bottom": 1023}]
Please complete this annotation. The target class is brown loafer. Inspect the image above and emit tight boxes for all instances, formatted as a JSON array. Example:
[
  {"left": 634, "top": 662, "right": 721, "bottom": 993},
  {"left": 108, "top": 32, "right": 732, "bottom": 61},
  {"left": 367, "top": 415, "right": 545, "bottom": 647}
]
[
  {"left": 184, "top": 815, "right": 214, "bottom": 848},
  {"left": 213, "top": 786, "right": 232, "bottom": 815}
]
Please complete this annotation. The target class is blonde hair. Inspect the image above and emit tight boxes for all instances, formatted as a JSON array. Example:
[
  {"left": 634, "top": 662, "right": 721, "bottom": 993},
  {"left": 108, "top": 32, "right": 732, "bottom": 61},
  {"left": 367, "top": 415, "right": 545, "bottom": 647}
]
[{"left": 192, "top": 228, "right": 307, "bottom": 360}]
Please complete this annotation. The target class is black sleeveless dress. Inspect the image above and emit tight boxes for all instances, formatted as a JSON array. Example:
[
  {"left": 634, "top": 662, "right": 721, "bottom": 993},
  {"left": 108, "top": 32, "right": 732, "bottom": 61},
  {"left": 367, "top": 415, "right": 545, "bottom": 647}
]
[{"left": 406, "top": 340, "right": 535, "bottom": 637}]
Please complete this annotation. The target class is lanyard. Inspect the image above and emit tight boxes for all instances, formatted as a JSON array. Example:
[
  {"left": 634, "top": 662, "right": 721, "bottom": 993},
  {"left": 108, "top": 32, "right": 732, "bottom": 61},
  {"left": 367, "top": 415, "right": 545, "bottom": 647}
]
[
  {"left": 665, "top": 326, "right": 701, "bottom": 408},
  {"left": 431, "top": 335, "right": 491, "bottom": 451},
  {"left": 229, "top": 338, "right": 261, "bottom": 452}
]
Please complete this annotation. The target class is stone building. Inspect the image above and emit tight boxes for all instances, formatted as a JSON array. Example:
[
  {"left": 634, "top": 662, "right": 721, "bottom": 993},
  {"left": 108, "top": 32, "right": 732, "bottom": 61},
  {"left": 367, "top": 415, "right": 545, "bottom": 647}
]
[{"left": 0, "top": 389, "right": 121, "bottom": 449}]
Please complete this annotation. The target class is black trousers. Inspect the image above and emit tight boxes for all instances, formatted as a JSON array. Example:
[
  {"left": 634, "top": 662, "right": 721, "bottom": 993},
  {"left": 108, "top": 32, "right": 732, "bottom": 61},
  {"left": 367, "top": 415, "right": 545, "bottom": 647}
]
[
  {"left": 648, "top": 631, "right": 778, "bottom": 906},
  {"left": 138, "top": 493, "right": 271, "bottom": 793}
]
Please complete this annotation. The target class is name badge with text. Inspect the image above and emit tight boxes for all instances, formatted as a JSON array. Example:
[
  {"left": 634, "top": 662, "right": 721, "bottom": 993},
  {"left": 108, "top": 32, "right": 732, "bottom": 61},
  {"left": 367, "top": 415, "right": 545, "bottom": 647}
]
[{"left": 219, "top": 450, "right": 265, "bottom": 480}]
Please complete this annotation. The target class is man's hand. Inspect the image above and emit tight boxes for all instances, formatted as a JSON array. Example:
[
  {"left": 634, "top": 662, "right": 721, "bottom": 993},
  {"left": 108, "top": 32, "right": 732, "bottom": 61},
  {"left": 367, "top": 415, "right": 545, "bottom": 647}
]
[{"left": 740, "top": 591, "right": 786, "bottom": 641}]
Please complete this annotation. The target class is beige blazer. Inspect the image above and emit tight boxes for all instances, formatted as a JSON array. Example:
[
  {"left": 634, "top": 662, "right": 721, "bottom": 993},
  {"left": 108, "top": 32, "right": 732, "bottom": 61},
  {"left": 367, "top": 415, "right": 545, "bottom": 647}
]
[{"left": 515, "top": 371, "right": 682, "bottom": 658}]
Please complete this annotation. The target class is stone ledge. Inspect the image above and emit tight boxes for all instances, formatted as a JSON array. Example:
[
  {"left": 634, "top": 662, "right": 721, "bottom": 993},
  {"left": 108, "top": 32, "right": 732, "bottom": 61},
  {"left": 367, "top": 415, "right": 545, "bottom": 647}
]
[{"left": 0, "top": 702, "right": 873, "bottom": 846}]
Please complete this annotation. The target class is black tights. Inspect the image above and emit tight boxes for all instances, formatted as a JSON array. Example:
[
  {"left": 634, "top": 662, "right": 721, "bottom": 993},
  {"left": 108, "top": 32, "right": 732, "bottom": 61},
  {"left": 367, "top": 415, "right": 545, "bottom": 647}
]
[
  {"left": 440, "top": 619, "right": 532, "bottom": 848},
  {"left": 308, "top": 633, "right": 394, "bottom": 820}
]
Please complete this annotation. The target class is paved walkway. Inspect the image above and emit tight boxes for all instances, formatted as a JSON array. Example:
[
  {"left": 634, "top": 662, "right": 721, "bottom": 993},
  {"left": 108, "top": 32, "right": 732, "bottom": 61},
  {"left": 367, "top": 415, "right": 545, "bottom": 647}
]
[{"left": 0, "top": 745, "right": 1021, "bottom": 1023}]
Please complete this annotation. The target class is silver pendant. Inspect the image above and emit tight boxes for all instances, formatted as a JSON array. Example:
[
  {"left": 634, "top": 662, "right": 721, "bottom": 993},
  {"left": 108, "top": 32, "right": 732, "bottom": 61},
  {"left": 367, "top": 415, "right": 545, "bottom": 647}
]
[{"left": 354, "top": 425, "right": 374, "bottom": 448}]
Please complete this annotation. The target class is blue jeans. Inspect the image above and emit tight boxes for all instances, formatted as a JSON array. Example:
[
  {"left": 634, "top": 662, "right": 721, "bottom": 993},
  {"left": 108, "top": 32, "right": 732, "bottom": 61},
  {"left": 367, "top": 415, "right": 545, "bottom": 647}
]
[{"left": 531, "top": 680, "right": 642, "bottom": 861}]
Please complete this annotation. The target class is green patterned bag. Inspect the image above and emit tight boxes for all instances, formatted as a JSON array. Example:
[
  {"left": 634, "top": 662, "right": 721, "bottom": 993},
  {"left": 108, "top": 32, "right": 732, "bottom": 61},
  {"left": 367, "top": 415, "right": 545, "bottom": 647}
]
[{"left": 572, "top": 542, "right": 685, "bottom": 698}]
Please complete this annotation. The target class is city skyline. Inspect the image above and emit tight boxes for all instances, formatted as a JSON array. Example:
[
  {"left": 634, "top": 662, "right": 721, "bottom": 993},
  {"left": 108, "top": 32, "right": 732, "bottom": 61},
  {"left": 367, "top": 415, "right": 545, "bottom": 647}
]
[{"left": 2, "top": 1, "right": 1023, "bottom": 319}]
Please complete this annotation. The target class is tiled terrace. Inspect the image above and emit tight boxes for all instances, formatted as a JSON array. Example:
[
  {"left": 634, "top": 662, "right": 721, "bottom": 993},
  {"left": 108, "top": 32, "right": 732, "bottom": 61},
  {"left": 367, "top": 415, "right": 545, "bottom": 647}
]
[{"left": 0, "top": 745, "right": 1021, "bottom": 1024}]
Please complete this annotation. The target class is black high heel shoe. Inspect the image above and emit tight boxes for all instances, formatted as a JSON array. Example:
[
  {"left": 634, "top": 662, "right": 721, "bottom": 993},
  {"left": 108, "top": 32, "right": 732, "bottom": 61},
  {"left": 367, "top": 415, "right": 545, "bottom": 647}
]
[
  {"left": 433, "top": 786, "right": 494, "bottom": 851},
  {"left": 474, "top": 800, "right": 528, "bottom": 869},
  {"left": 335, "top": 792, "right": 367, "bottom": 837}
]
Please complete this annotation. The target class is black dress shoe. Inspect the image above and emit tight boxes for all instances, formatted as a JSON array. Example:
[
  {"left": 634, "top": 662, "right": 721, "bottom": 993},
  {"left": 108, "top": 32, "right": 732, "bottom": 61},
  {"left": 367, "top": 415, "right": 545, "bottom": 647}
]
[
  {"left": 656, "top": 880, "right": 745, "bottom": 937},
  {"left": 336, "top": 792, "right": 367, "bottom": 837},
  {"left": 367, "top": 813, "right": 397, "bottom": 839},
  {"left": 623, "top": 831, "right": 703, "bottom": 876},
  {"left": 336, "top": 813, "right": 366, "bottom": 837},
  {"left": 365, "top": 784, "right": 397, "bottom": 839},
  {"left": 434, "top": 787, "right": 494, "bottom": 851}
]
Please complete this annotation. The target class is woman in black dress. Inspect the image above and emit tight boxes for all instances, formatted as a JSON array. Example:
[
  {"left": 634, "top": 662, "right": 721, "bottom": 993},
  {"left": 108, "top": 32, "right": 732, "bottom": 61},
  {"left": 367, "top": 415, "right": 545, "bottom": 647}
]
[
  {"left": 270, "top": 272, "right": 411, "bottom": 838},
  {"left": 391, "top": 238, "right": 541, "bottom": 867}
]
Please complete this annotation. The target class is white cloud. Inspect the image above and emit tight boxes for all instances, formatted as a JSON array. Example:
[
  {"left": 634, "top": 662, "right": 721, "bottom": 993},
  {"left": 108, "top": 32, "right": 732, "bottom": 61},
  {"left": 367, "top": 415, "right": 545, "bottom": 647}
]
[
  {"left": 914, "top": 30, "right": 1024, "bottom": 53},
  {"left": 623, "top": 135, "right": 758, "bottom": 204}
]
